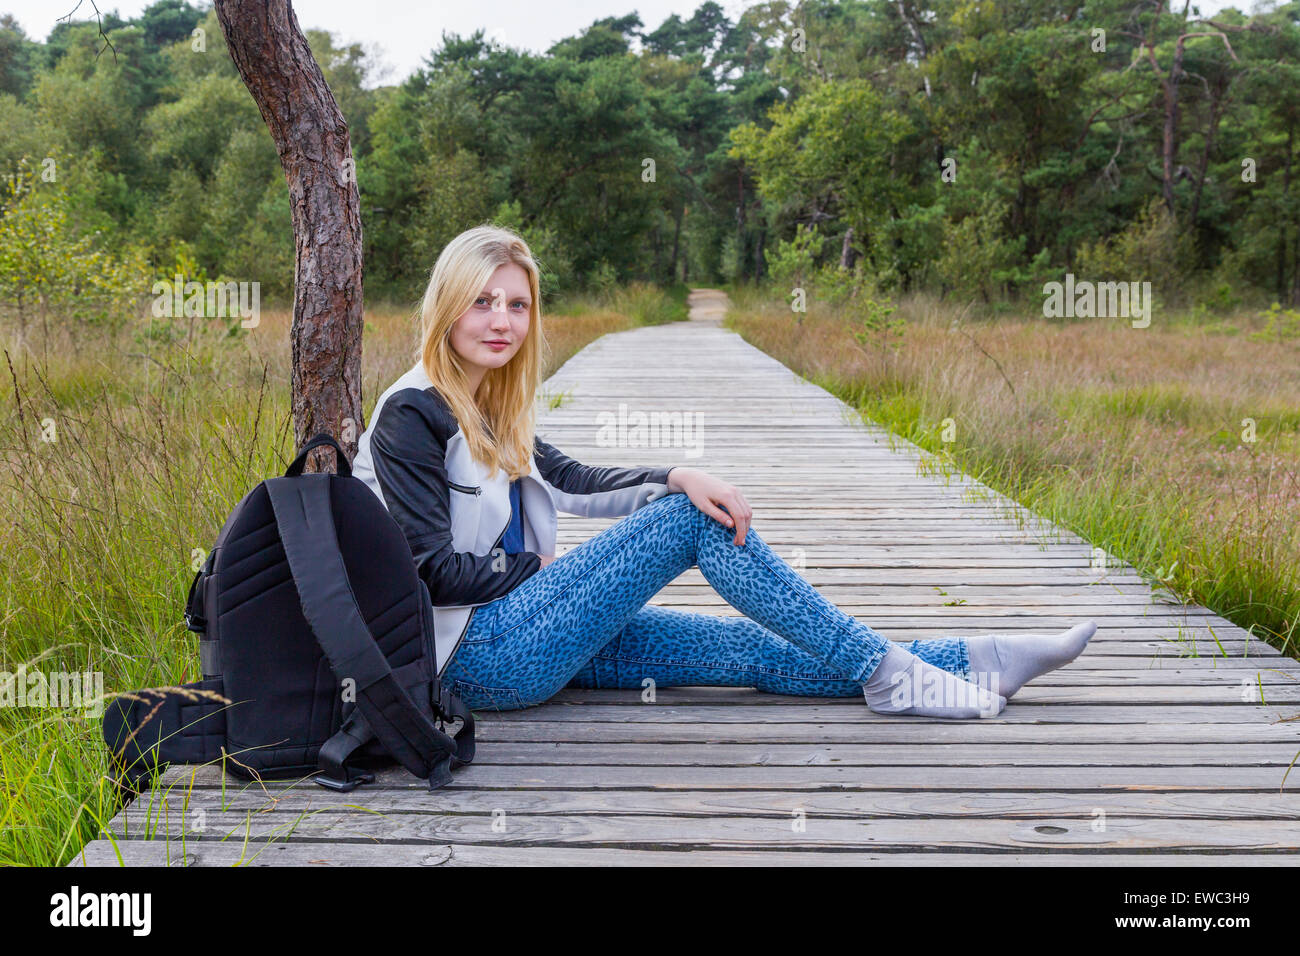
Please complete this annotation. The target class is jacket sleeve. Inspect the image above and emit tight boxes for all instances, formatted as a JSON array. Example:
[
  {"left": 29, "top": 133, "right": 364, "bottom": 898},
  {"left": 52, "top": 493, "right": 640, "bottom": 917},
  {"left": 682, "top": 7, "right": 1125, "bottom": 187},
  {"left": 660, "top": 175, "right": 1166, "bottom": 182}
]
[
  {"left": 534, "top": 436, "right": 677, "bottom": 519},
  {"left": 369, "top": 389, "right": 543, "bottom": 606}
]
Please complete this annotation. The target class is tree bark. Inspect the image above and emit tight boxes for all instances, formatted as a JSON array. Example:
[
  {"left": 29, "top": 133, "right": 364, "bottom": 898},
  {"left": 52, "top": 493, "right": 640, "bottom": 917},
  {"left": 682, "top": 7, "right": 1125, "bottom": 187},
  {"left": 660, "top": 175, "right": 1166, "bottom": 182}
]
[
  {"left": 1189, "top": 87, "right": 1225, "bottom": 227},
  {"left": 736, "top": 166, "right": 746, "bottom": 279},
  {"left": 895, "top": 0, "right": 932, "bottom": 99},
  {"left": 670, "top": 203, "right": 684, "bottom": 283},
  {"left": 1132, "top": 3, "right": 1240, "bottom": 220},
  {"left": 1159, "top": 73, "right": 1178, "bottom": 214},
  {"left": 213, "top": 0, "right": 364, "bottom": 473},
  {"left": 1281, "top": 123, "right": 1294, "bottom": 303}
]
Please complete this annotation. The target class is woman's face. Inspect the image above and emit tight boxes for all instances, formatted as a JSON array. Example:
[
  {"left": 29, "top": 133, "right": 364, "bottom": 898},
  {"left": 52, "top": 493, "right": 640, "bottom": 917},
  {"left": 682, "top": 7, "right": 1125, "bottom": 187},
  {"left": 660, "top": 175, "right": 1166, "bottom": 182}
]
[{"left": 448, "top": 262, "right": 532, "bottom": 393}]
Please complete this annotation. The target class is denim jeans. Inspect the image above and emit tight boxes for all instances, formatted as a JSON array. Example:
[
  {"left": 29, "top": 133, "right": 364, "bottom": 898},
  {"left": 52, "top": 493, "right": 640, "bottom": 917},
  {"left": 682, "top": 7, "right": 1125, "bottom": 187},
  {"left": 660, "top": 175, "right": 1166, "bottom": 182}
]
[{"left": 440, "top": 492, "right": 972, "bottom": 711}]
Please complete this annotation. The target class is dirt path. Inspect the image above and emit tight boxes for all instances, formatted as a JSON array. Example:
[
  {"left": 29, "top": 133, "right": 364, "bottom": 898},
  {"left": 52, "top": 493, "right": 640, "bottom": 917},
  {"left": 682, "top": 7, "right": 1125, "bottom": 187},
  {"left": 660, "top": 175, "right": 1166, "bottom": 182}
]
[{"left": 686, "top": 288, "right": 730, "bottom": 325}]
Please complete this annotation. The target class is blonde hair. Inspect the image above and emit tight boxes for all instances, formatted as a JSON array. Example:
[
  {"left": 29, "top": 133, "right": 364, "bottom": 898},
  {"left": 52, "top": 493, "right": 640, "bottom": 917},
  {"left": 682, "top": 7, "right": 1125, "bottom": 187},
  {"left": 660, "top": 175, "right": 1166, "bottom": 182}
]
[{"left": 416, "top": 224, "right": 549, "bottom": 481}]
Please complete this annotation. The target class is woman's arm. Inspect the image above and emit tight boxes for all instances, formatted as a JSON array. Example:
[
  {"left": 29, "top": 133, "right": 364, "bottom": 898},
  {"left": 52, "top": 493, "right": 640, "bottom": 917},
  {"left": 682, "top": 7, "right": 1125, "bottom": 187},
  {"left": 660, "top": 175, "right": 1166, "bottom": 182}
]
[
  {"left": 533, "top": 437, "right": 674, "bottom": 518},
  {"left": 369, "top": 389, "right": 545, "bottom": 604}
]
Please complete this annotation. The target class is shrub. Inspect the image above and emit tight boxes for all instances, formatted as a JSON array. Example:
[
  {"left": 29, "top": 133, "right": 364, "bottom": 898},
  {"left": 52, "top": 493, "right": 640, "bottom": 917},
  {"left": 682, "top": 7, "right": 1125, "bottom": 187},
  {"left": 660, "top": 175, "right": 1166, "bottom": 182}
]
[
  {"left": 1074, "top": 198, "right": 1196, "bottom": 300},
  {"left": 934, "top": 200, "right": 1027, "bottom": 303},
  {"left": 765, "top": 222, "right": 827, "bottom": 298}
]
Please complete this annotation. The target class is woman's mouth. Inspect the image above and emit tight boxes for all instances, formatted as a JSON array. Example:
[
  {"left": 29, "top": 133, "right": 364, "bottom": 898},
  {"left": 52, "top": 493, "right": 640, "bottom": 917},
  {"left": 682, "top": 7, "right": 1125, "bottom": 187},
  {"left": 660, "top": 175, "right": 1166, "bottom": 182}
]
[{"left": 484, "top": 340, "right": 510, "bottom": 351}]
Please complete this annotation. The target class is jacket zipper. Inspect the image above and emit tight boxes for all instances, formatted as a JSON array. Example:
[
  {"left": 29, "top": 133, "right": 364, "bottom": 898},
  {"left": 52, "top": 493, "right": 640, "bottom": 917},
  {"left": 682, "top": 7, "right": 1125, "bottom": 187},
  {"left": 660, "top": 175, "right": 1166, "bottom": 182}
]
[{"left": 448, "top": 480, "right": 481, "bottom": 495}]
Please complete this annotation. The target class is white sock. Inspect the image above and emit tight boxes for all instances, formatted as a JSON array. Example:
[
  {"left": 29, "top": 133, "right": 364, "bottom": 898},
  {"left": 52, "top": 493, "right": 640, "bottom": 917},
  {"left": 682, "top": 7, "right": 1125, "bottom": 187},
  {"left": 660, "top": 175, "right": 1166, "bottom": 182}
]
[
  {"left": 965, "top": 621, "right": 1097, "bottom": 697},
  {"left": 862, "top": 644, "right": 1005, "bottom": 719}
]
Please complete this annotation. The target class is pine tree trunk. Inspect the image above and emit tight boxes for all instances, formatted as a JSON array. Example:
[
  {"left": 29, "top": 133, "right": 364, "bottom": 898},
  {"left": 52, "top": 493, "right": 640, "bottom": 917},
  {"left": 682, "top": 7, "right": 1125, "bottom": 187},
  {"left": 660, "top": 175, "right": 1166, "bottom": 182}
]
[
  {"left": 213, "top": 0, "right": 364, "bottom": 473},
  {"left": 670, "top": 204, "right": 684, "bottom": 284},
  {"left": 840, "top": 227, "right": 857, "bottom": 270}
]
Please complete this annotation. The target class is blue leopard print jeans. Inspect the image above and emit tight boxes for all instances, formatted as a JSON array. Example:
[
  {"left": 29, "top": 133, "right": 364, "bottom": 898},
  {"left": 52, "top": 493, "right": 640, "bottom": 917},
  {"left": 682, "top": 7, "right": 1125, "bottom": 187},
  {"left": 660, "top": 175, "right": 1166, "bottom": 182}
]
[{"left": 440, "top": 491, "right": 972, "bottom": 711}]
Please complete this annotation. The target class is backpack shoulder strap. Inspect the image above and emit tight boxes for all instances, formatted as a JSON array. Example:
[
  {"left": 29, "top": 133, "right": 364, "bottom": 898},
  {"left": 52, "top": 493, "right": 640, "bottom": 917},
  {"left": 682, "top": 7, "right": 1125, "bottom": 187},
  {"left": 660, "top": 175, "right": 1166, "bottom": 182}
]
[{"left": 266, "top": 474, "right": 467, "bottom": 791}]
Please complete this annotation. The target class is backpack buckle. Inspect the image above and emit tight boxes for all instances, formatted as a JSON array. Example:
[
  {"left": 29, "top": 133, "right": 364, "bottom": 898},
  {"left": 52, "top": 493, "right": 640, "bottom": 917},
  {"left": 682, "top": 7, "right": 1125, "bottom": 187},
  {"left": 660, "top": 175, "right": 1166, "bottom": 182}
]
[
  {"left": 313, "top": 770, "right": 375, "bottom": 792},
  {"left": 432, "top": 684, "right": 455, "bottom": 723}
]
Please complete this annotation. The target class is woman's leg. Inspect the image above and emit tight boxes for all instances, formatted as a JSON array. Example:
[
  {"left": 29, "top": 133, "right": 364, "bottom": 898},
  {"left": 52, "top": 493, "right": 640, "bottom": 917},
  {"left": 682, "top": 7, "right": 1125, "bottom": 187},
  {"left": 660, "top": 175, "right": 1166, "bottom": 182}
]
[
  {"left": 567, "top": 604, "right": 864, "bottom": 697},
  {"left": 440, "top": 491, "right": 995, "bottom": 715},
  {"left": 565, "top": 605, "right": 975, "bottom": 696}
]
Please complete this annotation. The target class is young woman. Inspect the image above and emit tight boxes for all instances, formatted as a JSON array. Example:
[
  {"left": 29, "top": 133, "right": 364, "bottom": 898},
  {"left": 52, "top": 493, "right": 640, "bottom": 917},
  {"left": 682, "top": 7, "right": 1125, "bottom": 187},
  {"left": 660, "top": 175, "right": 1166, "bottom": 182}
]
[{"left": 351, "top": 224, "right": 1097, "bottom": 720}]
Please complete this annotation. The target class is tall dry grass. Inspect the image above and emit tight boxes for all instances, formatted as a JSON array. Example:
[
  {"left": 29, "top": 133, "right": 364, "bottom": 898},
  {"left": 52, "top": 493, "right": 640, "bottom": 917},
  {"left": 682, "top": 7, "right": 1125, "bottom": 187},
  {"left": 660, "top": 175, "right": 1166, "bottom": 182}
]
[{"left": 724, "top": 284, "right": 1300, "bottom": 656}]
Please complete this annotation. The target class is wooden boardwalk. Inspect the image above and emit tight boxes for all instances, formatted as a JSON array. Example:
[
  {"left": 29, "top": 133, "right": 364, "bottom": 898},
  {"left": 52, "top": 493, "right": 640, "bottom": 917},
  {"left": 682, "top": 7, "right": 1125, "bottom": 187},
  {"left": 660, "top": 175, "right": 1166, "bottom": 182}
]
[{"left": 73, "top": 289, "right": 1300, "bottom": 866}]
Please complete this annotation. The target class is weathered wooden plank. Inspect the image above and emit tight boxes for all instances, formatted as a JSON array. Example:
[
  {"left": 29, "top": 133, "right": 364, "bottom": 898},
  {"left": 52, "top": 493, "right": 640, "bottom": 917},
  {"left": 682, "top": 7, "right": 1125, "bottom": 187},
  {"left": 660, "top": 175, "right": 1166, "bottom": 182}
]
[
  {"left": 106, "top": 786, "right": 1300, "bottom": 820},
  {"left": 65, "top": 841, "right": 1300, "bottom": 867},
  {"left": 642, "top": 596, "right": 1224, "bottom": 613},
  {"left": 622, "top": 611, "right": 1249, "bottom": 628},
  {"left": 641, "top": 585, "right": 1175, "bottom": 600},
  {"left": 516, "top": 669, "right": 1300, "bottom": 686},
  {"left": 101, "top": 810, "right": 1300, "bottom": 851},
  {"left": 545, "top": 686, "right": 1300, "bottom": 703},
  {"left": 664, "top": 569, "right": 1153, "bottom": 582},
  {"left": 154, "top": 763, "right": 1300, "bottom": 791},
  {"left": 680, "top": 567, "right": 1122, "bottom": 584},
  {"left": 476, "top": 703, "right": 1300, "bottom": 724},
  {"left": 623, "top": 629, "right": 1279, "bottom": 655},
  {"left": 397, "top": 722, "right": 1300, "bottom": 744},
  {"left": 224, "top": 741, "right": 1296, "bottom": 767},
  {"left": 571, "top": 670, "right": 1300, "bottom": 687}
]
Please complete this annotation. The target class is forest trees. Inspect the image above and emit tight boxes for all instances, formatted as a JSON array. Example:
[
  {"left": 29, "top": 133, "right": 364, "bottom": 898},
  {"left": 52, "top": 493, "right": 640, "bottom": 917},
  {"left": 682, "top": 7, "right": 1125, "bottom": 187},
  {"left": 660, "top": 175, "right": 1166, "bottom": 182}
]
[{"left": 1, "top": 0, "right": 1298, "bottom": 311}]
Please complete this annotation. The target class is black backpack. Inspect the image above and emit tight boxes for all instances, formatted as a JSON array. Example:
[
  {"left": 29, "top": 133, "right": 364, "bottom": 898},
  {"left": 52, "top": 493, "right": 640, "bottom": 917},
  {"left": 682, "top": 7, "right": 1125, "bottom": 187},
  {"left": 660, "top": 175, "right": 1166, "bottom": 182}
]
[{"left": 101, "top": 433, "right": 476, "bottom": 793}]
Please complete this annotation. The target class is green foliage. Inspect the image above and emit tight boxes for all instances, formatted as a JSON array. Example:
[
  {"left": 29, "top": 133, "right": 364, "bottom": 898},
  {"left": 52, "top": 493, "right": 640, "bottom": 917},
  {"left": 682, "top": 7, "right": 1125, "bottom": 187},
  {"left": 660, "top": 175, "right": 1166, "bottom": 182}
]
[
  {"left": 605, "top": 281, "right": 687, "bottom": 324},
  {"left": 588, "top": 260, "right": 620, "bottom": 295},
  {"left": 1250, "top": 303, "right": 1300, "bottom": 343},
  {"left": 935, "top": 200, "right": 1030, "bottom": 303},
  {"left": 730, "top": 77, "right": 921, "bottom": 280},
  {"left": 765, "top": 222, "right": 826, "bottom": 293},
  {"left": 0, "top": 92, "right": 51, "bottom": 176},
  {"left": 139, "top": 241, "right": 256, "bottom": 347},
  {"left": 0, "top": 159, "right": 147, "bottom": 337},
  {"left": 1075, "top": 199, "right": 1197, "bottom": 299},
  {"left": 1189, "top": 266, "right": 1244, "bottom": 318},
  {"left": 5, "top": 0, "right": 1300, "bottom": 314},
  {"left": 0, "top": 13, "right": 40, "bottom": 99},
  {"left": 490, "top": 198, "right": 575, "bottom": 300},
  {"left": 829, "top": 265, "right": 905, "bottom": 376}
]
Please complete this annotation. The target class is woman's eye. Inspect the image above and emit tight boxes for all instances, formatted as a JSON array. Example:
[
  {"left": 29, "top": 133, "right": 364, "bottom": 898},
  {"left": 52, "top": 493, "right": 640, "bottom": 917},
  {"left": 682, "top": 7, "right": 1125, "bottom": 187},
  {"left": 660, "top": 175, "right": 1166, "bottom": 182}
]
[{"left": 473, "top": 295, "right": 527, "bottom": 311}]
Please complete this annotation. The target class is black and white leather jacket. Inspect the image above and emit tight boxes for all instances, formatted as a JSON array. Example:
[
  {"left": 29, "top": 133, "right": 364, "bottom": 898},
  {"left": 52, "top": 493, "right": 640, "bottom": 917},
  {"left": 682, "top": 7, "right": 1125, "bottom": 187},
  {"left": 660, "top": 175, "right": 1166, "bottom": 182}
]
[{"left": 351, "top": 361, "right": 677, "bottom": 675}]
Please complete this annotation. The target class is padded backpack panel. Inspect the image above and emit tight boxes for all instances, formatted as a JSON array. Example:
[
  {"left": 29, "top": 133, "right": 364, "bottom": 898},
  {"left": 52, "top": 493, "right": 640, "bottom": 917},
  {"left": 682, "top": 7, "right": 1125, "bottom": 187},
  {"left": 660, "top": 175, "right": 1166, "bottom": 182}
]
[{"left": 208, "top": 475, "right": 434, "bottom": 777}]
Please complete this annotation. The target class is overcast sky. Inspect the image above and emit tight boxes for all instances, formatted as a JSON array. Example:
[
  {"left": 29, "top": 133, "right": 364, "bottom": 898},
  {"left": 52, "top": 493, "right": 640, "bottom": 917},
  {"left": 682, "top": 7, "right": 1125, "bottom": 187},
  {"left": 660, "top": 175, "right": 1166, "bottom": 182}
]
[
  {"left": 8, "top": 0, "right": 1262, "bottom": 87},
  {"left": 13, "top": 0, "right": 751, "bottom": 85}
]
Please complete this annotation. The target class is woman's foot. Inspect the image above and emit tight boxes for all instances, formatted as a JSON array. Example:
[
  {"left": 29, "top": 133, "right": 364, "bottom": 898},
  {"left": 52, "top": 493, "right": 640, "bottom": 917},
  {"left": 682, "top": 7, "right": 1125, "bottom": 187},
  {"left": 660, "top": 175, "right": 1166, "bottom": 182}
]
[
  {"left": 965, "top": 621, "right": 1097, "bottom": 698},
  {"left": 862, "top": 644, "right": 1006, "bottom": 718}
]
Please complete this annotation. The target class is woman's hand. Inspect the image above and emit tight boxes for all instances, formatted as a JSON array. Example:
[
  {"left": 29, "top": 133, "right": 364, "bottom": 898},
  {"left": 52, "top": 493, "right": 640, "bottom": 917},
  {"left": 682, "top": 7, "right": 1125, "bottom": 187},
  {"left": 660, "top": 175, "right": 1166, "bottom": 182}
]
[
  {"left": 666, "top": 467, "right": 752, "bottom": 545},
  {"left": 539, "top": 554, "right": 556, "bottom": 569}
]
